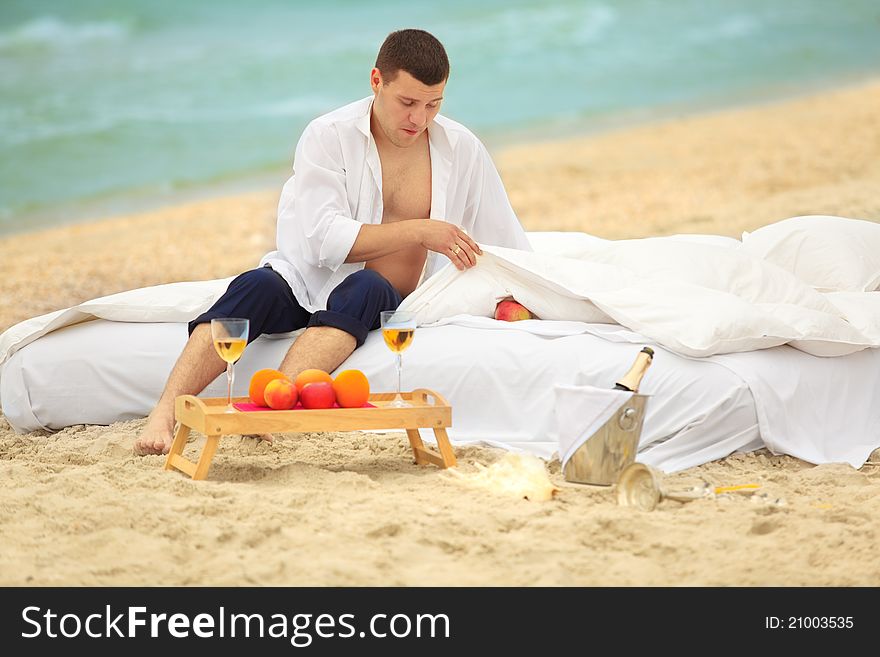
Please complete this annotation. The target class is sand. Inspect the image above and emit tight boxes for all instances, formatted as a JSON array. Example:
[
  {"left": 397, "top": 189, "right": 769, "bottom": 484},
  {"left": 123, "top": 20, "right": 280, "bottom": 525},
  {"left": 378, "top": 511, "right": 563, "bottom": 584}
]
[{"left": 1, "top": 80, "right": 879, "bottom": 586}]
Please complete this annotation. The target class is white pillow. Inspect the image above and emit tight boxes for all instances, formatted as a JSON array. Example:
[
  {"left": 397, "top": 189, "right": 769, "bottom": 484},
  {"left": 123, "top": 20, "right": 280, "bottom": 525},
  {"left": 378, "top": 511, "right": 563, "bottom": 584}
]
[
  {"left": 583, "top": 237, "right": 842, "bottom": 315},
  {"left": 741, "top": 215, "right": 880, "bottom": 292},
  {"left": 0, "top": 277, "right": 233, "bottom": 367},
  {"left": 570, "top": 238, "right": 868, "bottom": 356},
  {"left": 824, "top": 292, "right": 880, "bottom": 343}
]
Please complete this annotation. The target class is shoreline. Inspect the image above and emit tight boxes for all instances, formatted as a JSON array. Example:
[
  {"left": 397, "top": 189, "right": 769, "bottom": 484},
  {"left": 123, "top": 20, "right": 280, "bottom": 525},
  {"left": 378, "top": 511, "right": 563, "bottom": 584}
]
[
  {"left": 482, "top": 67, "right": 880, "bottom": 152},
  {"left": 5, "top": 71, "right": 879, "bottom": 242}
]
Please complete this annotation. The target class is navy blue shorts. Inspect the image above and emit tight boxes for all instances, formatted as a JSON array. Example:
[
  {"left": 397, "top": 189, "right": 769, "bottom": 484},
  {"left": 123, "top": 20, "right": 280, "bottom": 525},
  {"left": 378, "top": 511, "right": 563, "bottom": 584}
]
[{"left": 188, "top": 266, "right": 402, "bottom": 348}]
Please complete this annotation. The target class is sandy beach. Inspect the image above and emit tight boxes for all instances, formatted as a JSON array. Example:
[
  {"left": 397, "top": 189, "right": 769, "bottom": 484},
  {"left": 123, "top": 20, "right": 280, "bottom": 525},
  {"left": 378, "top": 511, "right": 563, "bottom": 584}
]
[{"left": 1, "top": 80, "right": 879, "bottom": 586}]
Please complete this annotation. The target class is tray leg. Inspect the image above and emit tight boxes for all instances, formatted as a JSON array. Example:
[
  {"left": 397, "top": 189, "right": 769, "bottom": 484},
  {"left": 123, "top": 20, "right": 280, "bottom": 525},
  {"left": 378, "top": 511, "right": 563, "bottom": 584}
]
[
  {"left": 406, "top": 428, "right": 456, "bottom": 469},
  {"left": 164, "top": 422, "right": 192, "bottom": 472},
  {"left": 433, "top": 428, "right": 457, "bottom": 469},
  {"left": 406, "top": 429, "right": 427, "bottom": 464},
  {"left": 193, "top": 434, "right": 221, "bottom": 480}
]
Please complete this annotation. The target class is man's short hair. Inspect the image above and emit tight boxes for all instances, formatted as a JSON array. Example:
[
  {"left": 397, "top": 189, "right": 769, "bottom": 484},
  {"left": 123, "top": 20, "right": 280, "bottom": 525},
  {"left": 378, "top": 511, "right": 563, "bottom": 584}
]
[{"left": 375, "top": 29, "right": 449, "bottom": 86}]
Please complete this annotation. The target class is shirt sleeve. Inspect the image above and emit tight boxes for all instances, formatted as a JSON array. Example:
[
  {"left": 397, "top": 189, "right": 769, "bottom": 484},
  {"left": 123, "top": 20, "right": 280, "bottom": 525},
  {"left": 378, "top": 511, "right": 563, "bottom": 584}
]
[
  {"left": 276, "top": 121, "right": 363, "bottom": 272},
  {"left": 462, "top": 141, "right": 532, "bottom": 252}
]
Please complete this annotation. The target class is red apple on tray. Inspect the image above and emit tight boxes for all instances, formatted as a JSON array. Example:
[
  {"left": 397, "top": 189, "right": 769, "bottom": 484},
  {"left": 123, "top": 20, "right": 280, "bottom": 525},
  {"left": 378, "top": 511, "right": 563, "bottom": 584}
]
[
  {"left": 494, "top": 299, "right": 535, "bottom": 321},
  {"left": 300, "top": 381, "right": 337, "bottom": 409}
]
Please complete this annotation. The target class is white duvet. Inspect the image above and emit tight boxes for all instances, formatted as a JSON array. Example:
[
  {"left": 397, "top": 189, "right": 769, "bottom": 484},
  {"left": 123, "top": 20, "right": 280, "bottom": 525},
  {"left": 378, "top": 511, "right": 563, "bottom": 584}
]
[{"left": 399, "top": 234, "right": 880, "bottom": 358}]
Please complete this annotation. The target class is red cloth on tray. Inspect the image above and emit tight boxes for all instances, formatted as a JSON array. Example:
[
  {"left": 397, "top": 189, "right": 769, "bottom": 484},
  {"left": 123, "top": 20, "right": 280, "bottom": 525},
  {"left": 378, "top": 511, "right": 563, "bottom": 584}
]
[{"left": 233, "top": 401, "right": 375, "bottom": 412}]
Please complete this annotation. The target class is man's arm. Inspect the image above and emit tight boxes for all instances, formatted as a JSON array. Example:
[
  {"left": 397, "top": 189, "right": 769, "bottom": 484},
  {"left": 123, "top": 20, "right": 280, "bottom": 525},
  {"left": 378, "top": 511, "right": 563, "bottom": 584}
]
[
  {"left": 276, "top": 122, "right": 362, "bottom": 273},
  {"left": 345, "top": 219, "right": 482, "bottom": 270},
  {"left": 278, "top": 121, "right": 480, "bottom": 273}
]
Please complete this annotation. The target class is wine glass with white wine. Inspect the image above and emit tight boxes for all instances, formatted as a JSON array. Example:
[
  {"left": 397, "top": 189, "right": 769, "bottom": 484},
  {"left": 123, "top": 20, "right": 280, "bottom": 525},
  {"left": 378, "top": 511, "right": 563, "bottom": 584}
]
[
  {"left": 211, "top": 318, "right": 249, "bottom": 412},
  {"left": 380, "top": 310, "right": 416, "bottom": 408}
]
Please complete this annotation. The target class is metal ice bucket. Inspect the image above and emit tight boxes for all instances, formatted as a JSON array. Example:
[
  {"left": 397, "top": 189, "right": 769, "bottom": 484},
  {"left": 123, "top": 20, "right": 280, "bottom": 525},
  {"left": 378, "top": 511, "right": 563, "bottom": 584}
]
[{"left": 562, "top": 394, "right": 650, "bottom": 486}]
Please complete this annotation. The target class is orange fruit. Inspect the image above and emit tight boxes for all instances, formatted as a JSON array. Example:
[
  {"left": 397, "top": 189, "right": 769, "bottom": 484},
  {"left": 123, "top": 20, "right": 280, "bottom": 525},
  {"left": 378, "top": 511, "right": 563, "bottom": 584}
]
[
  {"left": 248, "top": 368, "right": 288, "bottom": 406},
  {"left": 332, "top": 369, "right": 370, "bottom": 408},
  {"left": 293, "top": 368, "right": 333, "bottom": 393}
]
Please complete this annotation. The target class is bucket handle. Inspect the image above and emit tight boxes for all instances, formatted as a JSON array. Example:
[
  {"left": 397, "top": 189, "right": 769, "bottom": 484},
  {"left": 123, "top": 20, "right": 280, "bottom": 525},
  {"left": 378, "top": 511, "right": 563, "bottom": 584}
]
[{"left": 618, "top": 407, "right": 639, "bottom": 431}]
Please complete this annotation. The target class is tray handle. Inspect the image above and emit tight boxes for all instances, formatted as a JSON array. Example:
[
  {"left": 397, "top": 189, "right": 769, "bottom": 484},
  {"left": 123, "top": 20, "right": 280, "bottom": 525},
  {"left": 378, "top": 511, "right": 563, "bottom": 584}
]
[
  {"left": 410, "top": 388, "right": 449, "bottom": 407},
  {"left": 177, "top": 395, "right": 209, "bottom": 413}
]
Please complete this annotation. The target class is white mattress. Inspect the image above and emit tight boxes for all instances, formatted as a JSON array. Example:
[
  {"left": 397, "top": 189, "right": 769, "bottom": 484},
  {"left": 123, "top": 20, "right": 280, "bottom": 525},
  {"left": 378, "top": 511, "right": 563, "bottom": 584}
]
[{"left": 0, "top": 315, "right": 791, "bottom": 473}]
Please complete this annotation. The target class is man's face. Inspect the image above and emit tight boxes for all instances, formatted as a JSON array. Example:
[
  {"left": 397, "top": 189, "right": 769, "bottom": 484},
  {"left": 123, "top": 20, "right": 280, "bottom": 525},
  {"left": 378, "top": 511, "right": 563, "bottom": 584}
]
[{"left": 370, "top": 68, "right": 445, "bottom": 148}]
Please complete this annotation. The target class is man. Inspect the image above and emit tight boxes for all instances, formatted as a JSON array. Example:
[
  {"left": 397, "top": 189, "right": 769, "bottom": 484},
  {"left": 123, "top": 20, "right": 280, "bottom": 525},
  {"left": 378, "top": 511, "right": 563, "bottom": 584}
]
[{"left": 135, "top": 28, "right": 531, "bottom": 455}]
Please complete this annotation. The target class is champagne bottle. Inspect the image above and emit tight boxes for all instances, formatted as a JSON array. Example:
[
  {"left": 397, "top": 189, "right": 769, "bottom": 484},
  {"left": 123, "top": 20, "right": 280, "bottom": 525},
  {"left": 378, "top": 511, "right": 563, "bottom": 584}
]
[{"left": 614, "top": 346, "right": 654, "bottom": 393}]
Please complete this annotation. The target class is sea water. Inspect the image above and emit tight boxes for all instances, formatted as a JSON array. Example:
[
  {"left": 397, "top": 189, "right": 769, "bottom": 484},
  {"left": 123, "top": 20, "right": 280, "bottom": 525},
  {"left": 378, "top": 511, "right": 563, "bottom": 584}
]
[{"left": 1, "top": 0, "right": 879, "bottom": 234}]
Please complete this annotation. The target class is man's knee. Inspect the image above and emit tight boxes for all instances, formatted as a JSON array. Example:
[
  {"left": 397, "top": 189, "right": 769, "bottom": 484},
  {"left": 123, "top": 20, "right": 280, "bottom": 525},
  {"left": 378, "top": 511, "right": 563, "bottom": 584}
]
[
  {"left": 327, "top": 269, "right": 401, "bottom": 314},
  {"left": 330, "top": 269, "right": 400, "bottom": 307},
  {"left": 187, "top": 266, "right": 295, "bottom": 337},
  {"left": 234, "top": 266, "right": 292, "bottom": 301},
  {"left": 315, "top": 270, "right": 403, "bottom": 347},
  {"left": 340, "top": 269, "right": 396, "bottom": 295}
]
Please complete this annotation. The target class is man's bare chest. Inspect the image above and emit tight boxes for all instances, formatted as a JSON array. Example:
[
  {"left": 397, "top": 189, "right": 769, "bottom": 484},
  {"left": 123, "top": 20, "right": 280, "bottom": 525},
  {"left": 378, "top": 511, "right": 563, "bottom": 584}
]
[{"left": 380, "top": 149, "right": 432, "bottom": 221}]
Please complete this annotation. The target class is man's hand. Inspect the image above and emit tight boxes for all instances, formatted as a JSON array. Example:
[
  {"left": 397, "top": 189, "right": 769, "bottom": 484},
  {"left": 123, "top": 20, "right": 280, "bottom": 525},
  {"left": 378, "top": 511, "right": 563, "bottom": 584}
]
[{"left": 419, "top": 219, "right": 482, "bottom": 270}]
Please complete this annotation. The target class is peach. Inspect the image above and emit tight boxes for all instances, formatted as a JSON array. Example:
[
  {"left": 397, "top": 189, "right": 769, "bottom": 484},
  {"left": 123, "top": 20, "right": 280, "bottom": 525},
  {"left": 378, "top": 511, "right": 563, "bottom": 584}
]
[
  {"left": 494, "top": 299, "right": 534, "bottom": 321},
  {"left": 300, "top": 381, "right": 337, "bottom": 409},
  {"left": 249, "top": 368, "right": 287, "bottom": 406},
  {"left": 294, "top": 368, "right": 333, "bottom": 393},
  {"left": 263, "top": 378, "right": 298, "bottom": 410}
]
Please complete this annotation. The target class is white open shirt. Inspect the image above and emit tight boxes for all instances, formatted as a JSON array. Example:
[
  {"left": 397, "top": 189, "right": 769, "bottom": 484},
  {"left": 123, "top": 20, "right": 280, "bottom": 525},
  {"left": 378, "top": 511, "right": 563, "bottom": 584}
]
[{"left": 259, "top": 96, "right": 532, "bottom": 312}]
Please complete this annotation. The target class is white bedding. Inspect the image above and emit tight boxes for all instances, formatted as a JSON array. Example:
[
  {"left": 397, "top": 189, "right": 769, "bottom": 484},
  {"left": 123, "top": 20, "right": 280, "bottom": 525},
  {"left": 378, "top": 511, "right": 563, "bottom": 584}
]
[
  {"left": 2, "top": 222, "right": 878, "bottom": 472},
  {"left": 1, "top": 317, "right": 765, "bottom": 473},
  {"left": 4, "top": 314, "right": 878, "bottom": 471},
  {"left": 399, "top": 237, "right": 880, "bottom": 358}
]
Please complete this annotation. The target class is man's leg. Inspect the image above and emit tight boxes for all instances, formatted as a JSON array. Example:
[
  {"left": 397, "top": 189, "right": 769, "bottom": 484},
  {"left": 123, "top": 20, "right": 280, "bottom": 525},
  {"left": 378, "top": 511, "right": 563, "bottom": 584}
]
[
  {"left": 134, "top": 323, "right": 225, "bottom": 455},
  {"left": 278, "top": 326, "right": 356, "bottom": 381},
  {"left": 135, "top": 266, "right": 310, "bottom": 455},
  {"left": 278, "top": 269, "right": 403, "bottom": 382}
]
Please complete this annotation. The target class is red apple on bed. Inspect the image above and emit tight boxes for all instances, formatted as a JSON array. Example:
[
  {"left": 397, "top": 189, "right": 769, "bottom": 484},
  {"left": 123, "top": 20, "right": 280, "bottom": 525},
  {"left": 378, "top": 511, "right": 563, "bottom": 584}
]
[
  {"left": 300, "top": 381, "right": 337, "bottom": 409},
  {"left": 494, "top": 299, "right": 534, "bottom": 321},
  {"left": 263, "top": 378, "right": 298, "bottom": 410}
]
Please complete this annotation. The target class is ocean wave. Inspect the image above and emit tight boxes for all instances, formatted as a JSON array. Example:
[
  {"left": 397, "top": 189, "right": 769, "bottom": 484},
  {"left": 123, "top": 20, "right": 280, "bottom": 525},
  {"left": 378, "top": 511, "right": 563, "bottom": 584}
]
[
  {"left": 0, "top": 116, "right": 118, "bottom": 146},
  {"left": 0, "top": 16, "right": 130, "bottom": 51},
  {"left": 0, "top": 96, "right": 335, "bottom": 146},
  {"left": 686, "top": 15, "right": 762, "bottom": 44},
  {"left": 118, "top": 96, "right": 336, "bottom": 123},
  {"left": 443, "top": 3, "right": 617, "bottom": 51}
]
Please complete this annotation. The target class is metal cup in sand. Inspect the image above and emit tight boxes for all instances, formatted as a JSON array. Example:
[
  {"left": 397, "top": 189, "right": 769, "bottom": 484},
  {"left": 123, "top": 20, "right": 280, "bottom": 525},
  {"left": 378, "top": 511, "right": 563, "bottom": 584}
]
[
  {"left": 616, "top": 462, "right": 713, "bottom": 511},
  {"left": 617, "top": 463, "right": 767, "bottom": 511},
  {"left": 562, "top": 393, "right": 649, "bottom": 486}
]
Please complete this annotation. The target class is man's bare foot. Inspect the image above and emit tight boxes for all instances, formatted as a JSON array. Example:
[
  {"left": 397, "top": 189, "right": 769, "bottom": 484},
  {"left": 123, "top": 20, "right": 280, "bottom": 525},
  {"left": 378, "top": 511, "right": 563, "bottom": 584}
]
[
  {"left": 134, "top": 413, "right": 175, "bottom": 456},
  {"left": 245, "top": 433, "right": 274, "bottom": 445}
]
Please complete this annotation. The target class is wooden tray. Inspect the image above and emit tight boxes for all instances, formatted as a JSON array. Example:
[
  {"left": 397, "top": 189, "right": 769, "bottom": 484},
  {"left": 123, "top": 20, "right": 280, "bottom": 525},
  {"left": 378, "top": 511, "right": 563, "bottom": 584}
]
[{"left": 164, "top": 388, "right": 455, "bottom": 480}]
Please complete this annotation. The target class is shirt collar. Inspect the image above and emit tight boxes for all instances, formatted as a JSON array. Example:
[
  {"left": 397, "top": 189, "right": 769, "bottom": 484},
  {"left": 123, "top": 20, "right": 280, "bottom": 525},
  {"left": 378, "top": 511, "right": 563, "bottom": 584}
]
[
  {"left": 354, "top": 95, "right": 455, "bottom": 157},
  {"left": 355, "top": 96, "right": 373, "bottom": 138}
]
